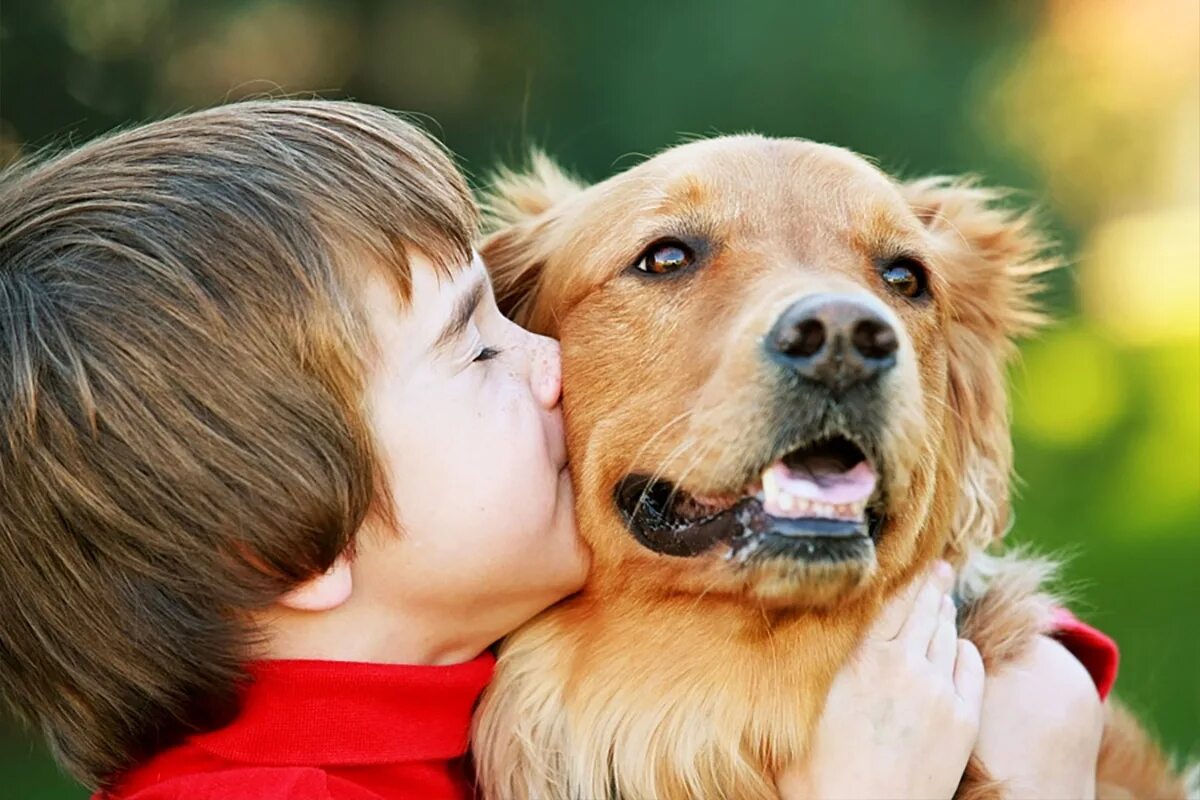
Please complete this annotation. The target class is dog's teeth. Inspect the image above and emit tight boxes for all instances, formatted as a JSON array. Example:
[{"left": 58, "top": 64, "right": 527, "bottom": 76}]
[
  {"left": 762, "top": 467, "right": 779, "bottom": 501},
  {"left": 761, "top": 470, "right": 871, "bottom": 521}
]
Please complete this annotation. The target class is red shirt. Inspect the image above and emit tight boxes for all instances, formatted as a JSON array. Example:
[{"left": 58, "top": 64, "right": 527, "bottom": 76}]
[
  {"left": 95, "top": 613, "right": 1117, "bottom": 800},
  {"left": 97, "top": 654, "right": 495, "bottom": 800},
  {"left": 1049, "top": 607, "right": 1119, "bottom": 700}
]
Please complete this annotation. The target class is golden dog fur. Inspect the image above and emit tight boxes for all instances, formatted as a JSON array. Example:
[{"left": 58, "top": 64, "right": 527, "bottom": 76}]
[{"left": 471, "top": 137, "right": 1190, "bottom": 800}]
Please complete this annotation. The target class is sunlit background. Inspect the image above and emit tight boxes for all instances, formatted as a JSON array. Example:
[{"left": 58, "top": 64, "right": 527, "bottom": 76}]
[{"left": 2, "top": 0, "right": 1197, "bottom": 795}]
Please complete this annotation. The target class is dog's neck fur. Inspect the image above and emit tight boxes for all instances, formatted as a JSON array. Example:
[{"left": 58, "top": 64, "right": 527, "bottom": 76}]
[{"left": 480, "top": 585, "right": 870, "bottom": 799}]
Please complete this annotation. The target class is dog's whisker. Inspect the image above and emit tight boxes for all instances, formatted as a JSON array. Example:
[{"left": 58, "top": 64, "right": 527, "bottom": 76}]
[
  {"left": 612, "top": 407, "right": 700, "bottom": 524},
  {"left": 626, "top": 402, "right": 727, "bottom": 523},
  {"left": 622, "top": 408, "right": 697, "bottom": 482},
  {"left": 641, "top": 392, "right": 746, "bottom": 517},
  {"left": 665, "top": 434, "right": 723, "bottom": 509},
  {"left": 630, "top": 434, "right": 700, "bottom": 521}
]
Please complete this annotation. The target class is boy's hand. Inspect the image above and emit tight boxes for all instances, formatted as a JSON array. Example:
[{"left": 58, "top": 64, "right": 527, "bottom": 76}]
[
  {"left": 776, "top": 562, "right": 985, "bottom": 800},
  {"left": 974, "top": 634, "right": 1104, "bottom": 799}
]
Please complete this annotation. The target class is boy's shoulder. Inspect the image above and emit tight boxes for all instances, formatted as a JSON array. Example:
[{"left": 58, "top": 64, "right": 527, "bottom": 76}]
[{"left": 94, "top": 654, "right": 492, "bottom": 800}]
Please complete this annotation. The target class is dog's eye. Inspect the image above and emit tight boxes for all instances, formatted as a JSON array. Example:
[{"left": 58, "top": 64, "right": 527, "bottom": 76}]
[
  {"left": 636, "top": 240, "right": 694, "bottom": 275},
  {"left": 881, "top": 257, "right": 929, "bottom": 299}
]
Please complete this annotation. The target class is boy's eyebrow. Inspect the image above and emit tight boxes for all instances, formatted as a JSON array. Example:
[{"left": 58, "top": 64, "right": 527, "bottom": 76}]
[{"left": 432, "top": 276, "right": 486, "bottom": 353}]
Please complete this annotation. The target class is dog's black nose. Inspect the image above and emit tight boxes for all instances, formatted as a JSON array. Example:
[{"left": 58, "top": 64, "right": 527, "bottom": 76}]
[{"left": 767, "top": 294, "right": 898, "bottom": 392}]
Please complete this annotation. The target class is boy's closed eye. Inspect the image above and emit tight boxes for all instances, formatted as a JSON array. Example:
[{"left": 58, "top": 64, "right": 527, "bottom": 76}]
[
  {"left": 474, "top": 345, "right": 503, "bottom": 363},
  {"left": 432, "top": 275, "right": 487, "bottom": 355}
]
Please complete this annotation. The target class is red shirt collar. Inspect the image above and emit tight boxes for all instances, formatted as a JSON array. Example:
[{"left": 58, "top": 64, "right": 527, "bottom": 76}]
[{"left": 189, "top": 653, "right": 495, "bottom": 766}]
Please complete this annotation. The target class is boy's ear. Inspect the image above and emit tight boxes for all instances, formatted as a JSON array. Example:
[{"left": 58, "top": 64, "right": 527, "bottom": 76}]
[
  {"left": 899, "top": 177, "right": 1058, "bottom": 557},
  {"left": 480, "top": 150, "right": 585, "bottom": 327},
  {"left": 278, "top": 555, "right": 353, "bottom": 612}
]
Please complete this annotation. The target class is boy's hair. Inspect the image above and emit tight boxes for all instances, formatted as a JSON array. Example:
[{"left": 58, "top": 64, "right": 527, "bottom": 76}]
[{"left": 0, "top": 100, "right": 477, "bottom": 786}]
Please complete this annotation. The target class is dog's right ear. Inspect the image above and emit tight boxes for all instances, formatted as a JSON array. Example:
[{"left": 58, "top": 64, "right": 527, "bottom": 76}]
[
  {"left": 480, "top": 151, "right": 585, "bottom": 328},
  {"left": 899, "top": 177, "right": 1056, "bottom": 558}
]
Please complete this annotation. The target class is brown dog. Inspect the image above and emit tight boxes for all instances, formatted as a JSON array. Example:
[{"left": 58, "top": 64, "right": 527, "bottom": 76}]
[{"left": 471, "top": 136, "right": 1189, "bottom": 800}]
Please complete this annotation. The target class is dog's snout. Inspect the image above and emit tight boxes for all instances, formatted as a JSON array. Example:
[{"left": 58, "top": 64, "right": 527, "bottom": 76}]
[{"left": 767, "top": 295, "right": 898, "bottom": 392}]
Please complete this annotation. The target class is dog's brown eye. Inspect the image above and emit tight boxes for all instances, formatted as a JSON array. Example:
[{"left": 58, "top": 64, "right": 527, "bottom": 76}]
[
  {"left": 881, "top": 258, "right": 928, "bottom": 299},
  {"left": 636, "top": 240, "right": 694, "bottom": 275}
]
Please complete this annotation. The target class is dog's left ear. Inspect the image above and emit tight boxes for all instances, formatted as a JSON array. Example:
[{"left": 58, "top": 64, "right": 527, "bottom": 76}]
[
  {"left": 899, "top": 177, "right": 1058, "bottom": 557},
  {"left": 479, "top": 151, "right": 585, "bottom": 330}
]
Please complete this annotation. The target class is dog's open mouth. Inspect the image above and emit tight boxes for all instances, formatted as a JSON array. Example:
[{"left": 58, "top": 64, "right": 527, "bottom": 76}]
[{"left": 615, "top": 435, "right": 885, "bottom": 561}]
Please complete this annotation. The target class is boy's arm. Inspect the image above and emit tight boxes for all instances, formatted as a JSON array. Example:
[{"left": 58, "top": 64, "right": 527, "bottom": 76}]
[
  {"left": 975, "top": 632, "right": 1106, "bottom": 799},
  {"left": 972, "top": 609, "right": 1117, "bottom": 799}
]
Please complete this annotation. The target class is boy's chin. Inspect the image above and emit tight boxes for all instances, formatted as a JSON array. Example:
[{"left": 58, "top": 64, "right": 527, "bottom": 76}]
[
  {"left": 545, "top": 536, "right": 591, "bottom": 601},
  {"left": 517, "top": 539, "right": 591, "bottom": 627}
]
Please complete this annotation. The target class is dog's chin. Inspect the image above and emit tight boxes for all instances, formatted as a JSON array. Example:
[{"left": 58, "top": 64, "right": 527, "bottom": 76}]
[
  {"left": 726, "top": 505, "right": 881, "bottom": 606},
  {"left": 734, "top": 544, "right": 878, "bottom": 606}
]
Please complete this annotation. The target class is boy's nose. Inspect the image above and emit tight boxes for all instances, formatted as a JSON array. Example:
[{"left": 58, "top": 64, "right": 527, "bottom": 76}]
[{"left": 530, "top": 336, "right": 562, "bottom": 410}]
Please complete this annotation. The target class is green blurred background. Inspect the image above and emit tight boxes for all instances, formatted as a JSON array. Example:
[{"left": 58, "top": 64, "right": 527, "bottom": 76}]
[{"left": 1, "top": 0, "right": 1197, "bottom": 794}]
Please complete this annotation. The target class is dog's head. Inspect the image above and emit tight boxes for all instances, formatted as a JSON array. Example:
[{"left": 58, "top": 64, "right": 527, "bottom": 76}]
[{"left": 483, "top": 137, "right": 1052, "bottom": 609}]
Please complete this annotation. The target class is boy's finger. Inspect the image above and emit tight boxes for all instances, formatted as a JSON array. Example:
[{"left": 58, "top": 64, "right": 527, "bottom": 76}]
[
  {"left": 927, "top": 594, "right": 959, "bottom": 671},
  {"left": 953, "top": 638, "right": 986, "bottom": 714},
  {"left": 898, "top": 579, "right": 948, "bottom": 654},
  {"left": 868, "top": 561, "right": 953, "bottom": 641}
]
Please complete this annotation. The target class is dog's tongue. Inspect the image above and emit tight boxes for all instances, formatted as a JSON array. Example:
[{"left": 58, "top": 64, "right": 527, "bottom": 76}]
[{"left": 763, "top": 459, "right": 877, "bottom": 505}]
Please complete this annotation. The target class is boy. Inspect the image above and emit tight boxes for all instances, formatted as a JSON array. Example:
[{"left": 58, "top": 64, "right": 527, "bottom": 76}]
[{"left": 0, "top": 100, "right": 1106, "bottom": 799}]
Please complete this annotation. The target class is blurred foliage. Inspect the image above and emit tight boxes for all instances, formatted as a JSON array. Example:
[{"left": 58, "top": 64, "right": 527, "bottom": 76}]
[{"left": 1, "top": 0, "right": 1197, "bottom": 795}]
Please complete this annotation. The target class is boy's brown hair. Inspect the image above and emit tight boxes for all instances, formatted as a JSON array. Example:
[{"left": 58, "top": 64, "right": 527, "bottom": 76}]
[{"left": 0, "top": 100, "right": 477, "bottom": 787}]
